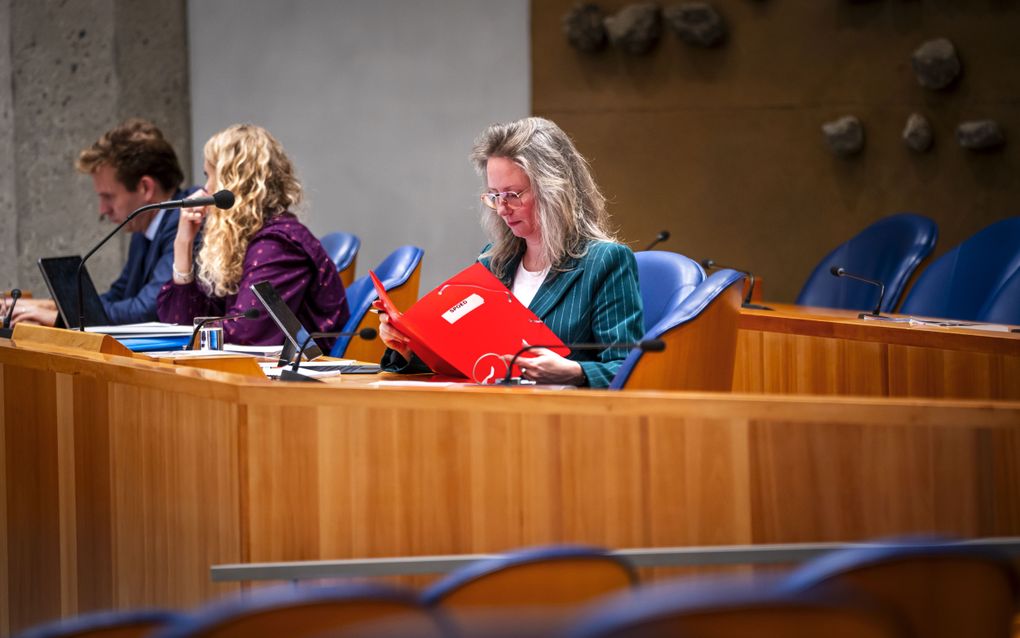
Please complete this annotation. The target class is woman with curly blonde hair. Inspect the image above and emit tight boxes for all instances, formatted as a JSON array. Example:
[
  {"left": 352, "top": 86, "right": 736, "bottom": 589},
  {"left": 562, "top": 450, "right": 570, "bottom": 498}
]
[{"left": 157, "top": 124, "right": 348, "bottom": 346}]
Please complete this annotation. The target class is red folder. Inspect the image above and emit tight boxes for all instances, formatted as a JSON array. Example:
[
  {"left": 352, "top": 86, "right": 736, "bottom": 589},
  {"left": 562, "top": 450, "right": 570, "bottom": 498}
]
[{"left": 370, "top": 263, "right": 569, "bottom": 383}]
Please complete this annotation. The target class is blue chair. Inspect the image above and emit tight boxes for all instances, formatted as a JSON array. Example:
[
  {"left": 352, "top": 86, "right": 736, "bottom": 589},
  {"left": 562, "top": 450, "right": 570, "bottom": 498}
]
[
  {"left": 634, "top": 251, "right": 705, "bottom": 332},
  {"left": 154, "top": 583, "right": 447, "bottom": 638},
  {"left": 568, "top": 574, "right": 909, "bottom": 638},
  {"left": 17, "top": 609, "right": 182, "bottom": 638},
  {"left": 422, "top": 545, "right": 636, "bottom": 638},
  {"left": 609, "top": 269, "right": 745, "bottom": 391},
  {"left": 319, "top": 232, "right": 361, "bottom": 288},
  {"left": 797, "top": 213, "right": 938, "bottom": 313},
  {"left": 782, "top": 539, "right": 1020, "bottom": 638},
  {"left": 331, "top": 245, "right": 424, "bottom": 359},
  {"left": 978, "top": 268, "right": 1020, "bottom": 324},
  {"left": 899, "top": 216, "right": 1020, "bottom": 321}
]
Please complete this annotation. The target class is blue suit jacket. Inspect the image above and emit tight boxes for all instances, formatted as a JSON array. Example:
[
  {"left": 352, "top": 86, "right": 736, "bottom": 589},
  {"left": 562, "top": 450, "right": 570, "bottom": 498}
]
[
  {"left": 99, "top": 189, "right": 192, "bottom": 324},
  {"left": 482, "top": 241, "right": 644, "bottom": 388}
]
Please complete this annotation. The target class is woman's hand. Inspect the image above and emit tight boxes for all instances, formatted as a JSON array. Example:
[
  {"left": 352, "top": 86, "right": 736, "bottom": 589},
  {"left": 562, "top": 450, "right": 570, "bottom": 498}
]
[
  {"left": 8, "top": 299, "right": 59, "bottom": 327},
  {"left": 172, "top": 189, "right": 210, "bottom": 283},
  {"left": 374, "top": 300, "right": 413, "bottom": 361},
  {"left": 507, "top": 346, "right": 585, "bottom": 386}
]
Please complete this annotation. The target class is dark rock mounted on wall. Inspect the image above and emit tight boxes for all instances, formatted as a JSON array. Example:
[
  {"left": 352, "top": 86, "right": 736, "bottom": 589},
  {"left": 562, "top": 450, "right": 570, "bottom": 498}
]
[
  {"left": 563, "top": 3, "right": 609, "bottom": 53},
  {"left": 957, "top": 120, "right": 1006, "bottom": 150},
  {"left": 604, "top": 3, "right": 662, "bottom": 55},
  {"left": 902, "top": 113, "right": 934, "bottom": 153},
  {"left": 822, "top": 116, "right": 865, "bottom": 157},
  {"left": 911, "top": 38, "right": 961, "bottom": 90},
  {"left": 663, "top": 2, "right": 727, "bottom": 47}
]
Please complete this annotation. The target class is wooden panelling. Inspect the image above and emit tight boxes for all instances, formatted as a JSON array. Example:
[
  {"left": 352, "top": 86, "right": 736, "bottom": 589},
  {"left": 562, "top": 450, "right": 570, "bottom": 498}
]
[
  {"left": 2, "top": 340, "right": 1019, "bottom": 632},
  {"left": 532, "top": 0, "right": 1020, "bottom": 302},
  {"left": 734, "top": 305, "right": 1020, "bottom": 399}
]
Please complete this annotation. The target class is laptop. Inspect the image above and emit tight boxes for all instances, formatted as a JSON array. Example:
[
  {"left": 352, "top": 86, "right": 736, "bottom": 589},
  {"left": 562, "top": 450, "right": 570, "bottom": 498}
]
[{"left": 37, "top": 256, "right": 110, "bottom": 329}]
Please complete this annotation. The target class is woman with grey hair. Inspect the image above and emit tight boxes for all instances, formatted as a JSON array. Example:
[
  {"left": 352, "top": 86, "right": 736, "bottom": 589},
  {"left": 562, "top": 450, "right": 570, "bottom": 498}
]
[{"left": 379, "top": 117, "right": 643, "bottom": 387}]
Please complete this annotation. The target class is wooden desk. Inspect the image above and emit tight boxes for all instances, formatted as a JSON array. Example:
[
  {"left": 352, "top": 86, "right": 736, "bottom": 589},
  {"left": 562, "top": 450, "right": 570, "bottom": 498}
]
[
  {"left": 734, "top": 304, "right": 1020, "bottom": 399},
  {"left": 2, "top": 339, "right": 1019, "bottom": 633}
]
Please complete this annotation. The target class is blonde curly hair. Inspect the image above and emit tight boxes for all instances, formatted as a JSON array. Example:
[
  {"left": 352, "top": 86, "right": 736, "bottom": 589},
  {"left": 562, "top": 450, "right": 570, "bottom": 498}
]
[{"left": 196, "top": 124, "right": 302, "bottom": 297}]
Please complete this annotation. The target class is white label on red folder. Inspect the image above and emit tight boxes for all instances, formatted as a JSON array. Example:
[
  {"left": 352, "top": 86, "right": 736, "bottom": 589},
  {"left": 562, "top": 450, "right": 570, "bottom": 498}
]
[{"left": 443, "top": 293, "right": 484, "bottom": 324}]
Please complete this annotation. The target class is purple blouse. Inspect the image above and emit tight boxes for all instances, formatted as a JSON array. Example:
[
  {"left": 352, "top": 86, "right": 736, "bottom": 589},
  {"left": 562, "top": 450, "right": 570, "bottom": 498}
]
[{"left": 157, "top": 214, "right": 349, "bottom": 349}]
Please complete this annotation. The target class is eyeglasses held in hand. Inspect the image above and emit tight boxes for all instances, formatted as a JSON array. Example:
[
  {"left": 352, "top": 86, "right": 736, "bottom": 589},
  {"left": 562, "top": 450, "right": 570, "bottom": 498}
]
[{"left": 481, "top": 187, "right": 530, "bottom": 210}]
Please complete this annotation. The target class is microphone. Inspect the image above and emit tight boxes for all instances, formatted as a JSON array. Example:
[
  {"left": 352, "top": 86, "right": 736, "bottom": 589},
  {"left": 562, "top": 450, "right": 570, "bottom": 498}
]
[
  {"left": 498, "top": 339, "right": 666, "bottom": 385},
  {"left": 700, "top": 259, "right": 772, "bottom": 311},
  {"left": 76, "top": 190, "right": 236, "bottom": 331},
  {"left": 830, "top": 266, "right": 886, "bottom": 318},
  {"left": 280, "top": 327, "right": 378, "bottom": 383},
  {"left": 187, "top": 308, "right": 261, "bottom": 350},
  {"left": 644, "top": 230, "right": 670, "bottom": 251},
  {"left": 2, "top": 288, "right": 21, "bottom": 331}
]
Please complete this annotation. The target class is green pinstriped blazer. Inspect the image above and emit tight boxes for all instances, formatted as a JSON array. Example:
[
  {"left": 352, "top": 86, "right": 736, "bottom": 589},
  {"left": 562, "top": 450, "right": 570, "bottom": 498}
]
[
  {"left": 381, "top": 240, "right": 644, "bottom": 388},
  {"left": 480, "top": 240, "right": 644, "bottom": 388}
]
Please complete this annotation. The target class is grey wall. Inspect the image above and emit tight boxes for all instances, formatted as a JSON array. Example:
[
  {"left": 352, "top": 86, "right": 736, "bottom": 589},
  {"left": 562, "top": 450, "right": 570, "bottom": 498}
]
[
  {"left": 0, "top": 0, "right": 191, "bottom": 295},
  {"left": 187, "top": 0, "right": 530, "bottom": 294}
]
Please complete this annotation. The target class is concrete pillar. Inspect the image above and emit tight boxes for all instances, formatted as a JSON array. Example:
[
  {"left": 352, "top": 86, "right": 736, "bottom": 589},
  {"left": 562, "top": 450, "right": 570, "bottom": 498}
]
[{"left": 1, "top": 0, "right": 190, "bottom": 296}]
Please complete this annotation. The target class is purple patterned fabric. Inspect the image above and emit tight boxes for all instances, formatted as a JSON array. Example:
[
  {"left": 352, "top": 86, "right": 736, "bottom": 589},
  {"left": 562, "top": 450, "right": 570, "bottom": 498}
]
[{"left": 157, "top": 214, "right": 348, "bottom": 348}]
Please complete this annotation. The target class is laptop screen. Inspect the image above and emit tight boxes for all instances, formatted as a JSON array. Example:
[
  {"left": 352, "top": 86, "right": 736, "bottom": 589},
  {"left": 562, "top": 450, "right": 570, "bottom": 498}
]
[
  {"left": 249, "top": 280, "right": 324, "bottom": 364},
  {"left": 37, "top": 256, "right": 110, "bottom": 329}
]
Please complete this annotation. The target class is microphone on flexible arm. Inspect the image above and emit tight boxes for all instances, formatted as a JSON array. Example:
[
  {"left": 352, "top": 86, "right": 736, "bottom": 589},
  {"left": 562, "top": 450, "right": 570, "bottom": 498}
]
[
  {"left": 644, "top": 230, "right": 670, "bottom": 251},
  {"left": 700, "top": 259, "right": 772, "bottom": 311},
  {"left": 187, "top": 308, "right": 261, "bottom": 350},
  {"left": 280, "top": 327, "right": 378, "bottom": 383},
  {"left": 76, "top": 190, "right": 235, "bottom": 331},
  {"left": 829, "top": 266, "right": 886, "bottom": 319},
  {"left": 2, "top": 288, "right": 22, "bottom": 332},
  {"left": 497, "top": 339, "right": 667, "bottom": 385}
]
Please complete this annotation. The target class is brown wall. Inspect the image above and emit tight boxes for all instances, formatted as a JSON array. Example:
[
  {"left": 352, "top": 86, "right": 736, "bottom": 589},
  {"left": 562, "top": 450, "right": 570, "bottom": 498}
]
[{"left": 532, "top": 1, "right": 1020, "bottom": 302}]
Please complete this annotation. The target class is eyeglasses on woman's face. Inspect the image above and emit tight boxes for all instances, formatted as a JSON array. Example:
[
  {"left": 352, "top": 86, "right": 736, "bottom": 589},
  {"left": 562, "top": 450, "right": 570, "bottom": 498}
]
[{"left": 481, "top": 187, "right": 530, "bottom": 210}]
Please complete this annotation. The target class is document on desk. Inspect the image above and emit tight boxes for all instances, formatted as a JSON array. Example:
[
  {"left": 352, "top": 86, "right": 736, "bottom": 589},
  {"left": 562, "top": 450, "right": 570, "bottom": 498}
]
[{"left": 85, "top": 322, "right": 193, "bottom": 337}]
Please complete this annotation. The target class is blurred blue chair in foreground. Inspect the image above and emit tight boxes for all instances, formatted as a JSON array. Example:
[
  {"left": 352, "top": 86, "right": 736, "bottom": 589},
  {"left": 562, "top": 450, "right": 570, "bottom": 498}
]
[
  {"left": 783, "top": 539, "right": 1020, "bottom": 638},
  {"left": 16, "top": 609, "right": 182, "bottom": 638},
  {"left": 978, "top": 267, "right": 1020, "bottom": 325}
]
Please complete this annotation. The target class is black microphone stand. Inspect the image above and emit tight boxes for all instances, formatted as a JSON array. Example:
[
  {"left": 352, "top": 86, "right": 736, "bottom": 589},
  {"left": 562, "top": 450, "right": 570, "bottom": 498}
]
[
  {"left": 829, "top": 267, "right": 886, "bottom": 319},
  {"left": 701, "top": 259, "right": 772, "bottom": 311},
  {"left": 644, "top": 230, "right": 670, "bottom": 251},
  {"left": 1, "top": 288, "right": 22, "bottom": 338},
  {"left": 280, "top": 328, "right": 377, "bottom": 383}
]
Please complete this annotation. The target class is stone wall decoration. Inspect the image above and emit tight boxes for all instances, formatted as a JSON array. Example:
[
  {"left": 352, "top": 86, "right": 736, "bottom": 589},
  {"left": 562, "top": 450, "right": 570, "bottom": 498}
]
[
  {"left": 822, "top": 116, "right": 865, "bottom": 157},
  {"left": 604, "top": 3, "right": 662, "bottom": 55},
  {"left": 911, "top": 38, "right": 962, "bottom": 90},
  {"left": 563, "top": 3, "right": 609, "bottom": 53},
  {"left": 957, "top": 120, "right": 1006, "bottom": 151},
  {"left": 664, "top": 2, "right": 727, "bottom": 47},
  {"left": 902, "top": 113, "right": 934, "bottom": 153}
]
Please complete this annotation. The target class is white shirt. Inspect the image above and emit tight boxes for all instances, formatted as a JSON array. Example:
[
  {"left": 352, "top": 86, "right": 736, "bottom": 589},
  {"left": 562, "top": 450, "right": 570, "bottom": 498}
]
[
  {"left": 144, "top": 209, "right": 166, "bottom": 241},
  {"left": 512, "top": 261, "right": 550, "bottom": 308}
]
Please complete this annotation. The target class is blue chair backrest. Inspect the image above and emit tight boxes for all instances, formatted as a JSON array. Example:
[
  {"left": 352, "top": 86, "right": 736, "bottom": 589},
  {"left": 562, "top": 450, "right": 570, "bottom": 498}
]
[
  {"left": 17, "top": 609, "right": 183, "bottom": 638},
  {"left": 782, "top": 539, "right": 1020, "bottom": 638},
  {"left": 568, "top": 572, "right": 909, "bottom": 638},
  {"left": 154, "top": 582, "right": 446, "bottom": 638},
  {"left": 978, "top": 267, "right": 1020, "bottom": 324},
  {"left": 331, "top": 245, "right": 424, "bottom": 357},
  {"left": 421, "top": 544, "right": 637, "bottom": 606},
  {"left": 609, "top": 269, "right": 745, "bottom": 390},
  {"left": 797, "top": 213, "right": 938, "bottom": 313},
  {"left": 635, "top": 251, "right": 705, "bottom": 332},
  {"left": 319, "top": 232, "right": 361, "bottom": 273},
  {"left": 899, "top": 216, "right": 1020, "bottom": 321}
]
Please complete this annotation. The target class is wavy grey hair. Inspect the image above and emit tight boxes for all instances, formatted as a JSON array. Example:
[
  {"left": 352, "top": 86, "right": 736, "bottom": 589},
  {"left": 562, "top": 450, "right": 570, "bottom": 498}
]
[{"left": 471, "top": 117, "right": 616, "bottom": 280}]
